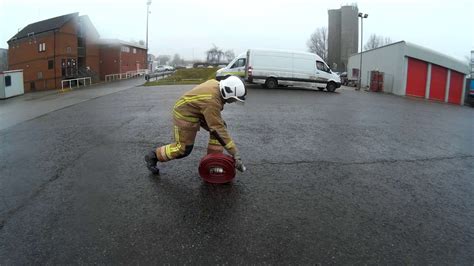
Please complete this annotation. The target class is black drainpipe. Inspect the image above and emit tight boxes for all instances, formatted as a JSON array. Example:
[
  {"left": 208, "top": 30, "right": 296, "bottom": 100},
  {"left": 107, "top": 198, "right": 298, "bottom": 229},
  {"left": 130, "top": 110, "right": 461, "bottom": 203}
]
[{"left": 54, "top": 30, "right": 56, "bottom": 89}]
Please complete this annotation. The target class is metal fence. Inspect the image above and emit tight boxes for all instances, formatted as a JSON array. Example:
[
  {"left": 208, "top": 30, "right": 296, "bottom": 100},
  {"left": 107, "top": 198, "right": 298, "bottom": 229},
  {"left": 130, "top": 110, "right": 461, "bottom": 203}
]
[
  {"left": 61, "top": 77, "right": 92, "bottom": 91},
  {"left": 144, "top": 71, "right": 175, "bottom": 82},
  {"left": 105, "top": 69, "right": 149, "bottom": 82}
]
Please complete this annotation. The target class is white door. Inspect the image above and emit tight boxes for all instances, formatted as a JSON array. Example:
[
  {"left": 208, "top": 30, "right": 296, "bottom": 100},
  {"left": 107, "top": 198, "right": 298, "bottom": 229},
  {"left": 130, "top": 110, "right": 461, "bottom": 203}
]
[
  {"left": 228, "top": 58, "right": 246, "bottom": 78},
  {"left": 316, "top": 61, "right": 333, "bottom": 87}
]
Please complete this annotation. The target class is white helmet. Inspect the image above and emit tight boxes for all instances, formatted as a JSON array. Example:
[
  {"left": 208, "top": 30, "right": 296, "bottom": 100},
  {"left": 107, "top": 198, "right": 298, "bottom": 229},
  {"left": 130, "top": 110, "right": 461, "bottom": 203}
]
[{"left": 219, "top": 76, "right": 246, "bottom": 102}]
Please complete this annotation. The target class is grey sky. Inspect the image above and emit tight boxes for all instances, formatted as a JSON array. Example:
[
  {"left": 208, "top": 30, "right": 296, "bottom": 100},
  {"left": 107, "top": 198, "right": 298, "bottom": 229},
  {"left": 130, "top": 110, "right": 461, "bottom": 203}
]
[{"left": 1, "top": 0, "right": 473, "bottom": 62}]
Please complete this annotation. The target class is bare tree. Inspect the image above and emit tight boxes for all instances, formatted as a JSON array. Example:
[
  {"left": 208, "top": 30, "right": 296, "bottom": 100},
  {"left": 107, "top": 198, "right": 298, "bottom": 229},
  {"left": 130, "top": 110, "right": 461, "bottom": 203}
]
[
  {"left": 148, "top": 54, "right": 156, "bottom": 61},
  {"left": 206, "top": 44, "right": 224, "bottom": 64},
  {"left": 157, "top": 55, "right": 171, "bottom": 65},
  {"left": 171, "top": 54, "right": 185, "bottom": 67},
  {"left": 307, "top": 27, "right": 328, "bottom": 61},
  {"left": 364, "top": 34, "right": 393, "bottom": 51},
  {"left": 224, "top": 50, "right": 235, "bottom": 63}
]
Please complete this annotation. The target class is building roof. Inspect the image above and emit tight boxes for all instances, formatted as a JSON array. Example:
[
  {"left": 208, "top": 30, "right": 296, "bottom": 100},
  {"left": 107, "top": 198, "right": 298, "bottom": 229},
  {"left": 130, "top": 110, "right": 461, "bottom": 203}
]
[
  {"left": 99, "top": 39, "right": 147, "bottom": 50},
  {"left": 79, "top": 15, "right": 100, "bottom": 39},
  {"left": 403, "top": 41, "right": 468, "bottom": 74},
  {"left": 351, "top": 41, "right": 469, "bottom": 74},
  {"left": 8, "top": 13, "right": 78, "bottom": 42},
  {"left": 0, "top": 70, "right": 23, "bottom": 75},
  {"left": 249, "top": 48, "right": 319, "bottom": 57},
  {"left": 328, "top": 4, "right": 358, "bottom": 12}
]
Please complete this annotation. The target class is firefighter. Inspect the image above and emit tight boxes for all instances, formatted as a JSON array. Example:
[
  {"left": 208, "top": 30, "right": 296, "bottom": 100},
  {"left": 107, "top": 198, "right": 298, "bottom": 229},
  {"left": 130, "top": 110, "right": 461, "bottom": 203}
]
[{"left": 145, "top": 76, "right": 247, "bottom": 175}]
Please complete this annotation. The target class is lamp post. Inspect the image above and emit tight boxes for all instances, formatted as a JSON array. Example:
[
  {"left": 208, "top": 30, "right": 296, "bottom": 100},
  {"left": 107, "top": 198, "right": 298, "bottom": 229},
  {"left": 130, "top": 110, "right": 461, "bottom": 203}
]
[
  {"left": 357, "top": 12, "right": 368, "bottom": 91},
  {"left": 146, "top": 0, "right": 152, "bottom": 71}
]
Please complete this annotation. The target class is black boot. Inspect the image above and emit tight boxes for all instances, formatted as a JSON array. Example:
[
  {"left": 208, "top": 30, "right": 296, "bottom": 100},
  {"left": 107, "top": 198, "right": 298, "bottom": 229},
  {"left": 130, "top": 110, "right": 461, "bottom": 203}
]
[{"left": 144, "top": 150, "right": 160, "bottom": 175}]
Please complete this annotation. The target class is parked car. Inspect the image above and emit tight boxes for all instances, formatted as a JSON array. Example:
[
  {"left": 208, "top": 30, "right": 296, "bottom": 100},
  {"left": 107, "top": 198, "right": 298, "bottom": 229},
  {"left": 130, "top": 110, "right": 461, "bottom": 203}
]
[
  {"left": 155, "top": 65, "right": 174, "bottom": 72},
  {"left": 467, "top": 78, "right": 474, "bottom": 107},
  {"left": 339, "top": 72, "right": 348, "bottom": 85}
]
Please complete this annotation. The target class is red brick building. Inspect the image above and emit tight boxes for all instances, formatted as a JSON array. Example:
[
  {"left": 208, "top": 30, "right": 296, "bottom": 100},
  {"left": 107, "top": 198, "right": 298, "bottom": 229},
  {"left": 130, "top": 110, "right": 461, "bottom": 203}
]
[
  {"left": 7, "top": 13, "right": 100, "bottom": 92},
  {"left": 99, "top": 39, "right": 147, "bottom": 80}
]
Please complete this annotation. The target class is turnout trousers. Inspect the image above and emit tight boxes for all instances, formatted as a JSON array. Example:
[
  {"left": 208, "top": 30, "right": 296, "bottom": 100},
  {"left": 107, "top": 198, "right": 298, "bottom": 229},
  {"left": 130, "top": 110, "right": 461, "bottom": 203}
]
[{"left": 155, "top": 118, "right": 224, "bottom": 162}]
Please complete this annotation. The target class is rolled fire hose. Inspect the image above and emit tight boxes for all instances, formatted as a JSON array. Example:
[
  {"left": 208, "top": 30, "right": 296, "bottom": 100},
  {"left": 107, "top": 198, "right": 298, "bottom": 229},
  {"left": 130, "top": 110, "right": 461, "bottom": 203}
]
[{"left": 198, "top": 153, "right": 236, "bottom": 184}]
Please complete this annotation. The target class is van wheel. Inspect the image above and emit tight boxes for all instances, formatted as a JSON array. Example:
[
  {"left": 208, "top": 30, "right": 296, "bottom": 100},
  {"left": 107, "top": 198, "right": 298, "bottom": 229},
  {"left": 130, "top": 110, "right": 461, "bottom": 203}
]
[
  {"left": 326, "top": 82, "right": 336, "bottom": 92},
  {"left": 265, "top": 78, "right": 278, "bottom": 89}
]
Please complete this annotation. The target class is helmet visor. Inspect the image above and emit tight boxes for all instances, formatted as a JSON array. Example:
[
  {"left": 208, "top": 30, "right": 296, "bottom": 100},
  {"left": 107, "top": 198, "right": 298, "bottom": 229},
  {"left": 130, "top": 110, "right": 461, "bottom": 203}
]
[{"left": 232, "top": 95, "right": 245, "bottom": 102}]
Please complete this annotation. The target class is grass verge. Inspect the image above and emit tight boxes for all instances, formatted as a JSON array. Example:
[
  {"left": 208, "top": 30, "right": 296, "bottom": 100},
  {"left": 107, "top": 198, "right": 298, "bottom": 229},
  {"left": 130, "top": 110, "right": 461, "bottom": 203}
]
[{"left": 144, "top": 68, "right": 218, "bottom": 86}]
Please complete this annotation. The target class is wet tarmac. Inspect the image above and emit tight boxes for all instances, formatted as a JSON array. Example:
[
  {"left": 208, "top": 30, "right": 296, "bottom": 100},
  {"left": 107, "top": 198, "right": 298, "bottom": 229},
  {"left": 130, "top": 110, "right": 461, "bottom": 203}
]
[{"left": 0, "top": 84, "right": 473, "bottom": 264}]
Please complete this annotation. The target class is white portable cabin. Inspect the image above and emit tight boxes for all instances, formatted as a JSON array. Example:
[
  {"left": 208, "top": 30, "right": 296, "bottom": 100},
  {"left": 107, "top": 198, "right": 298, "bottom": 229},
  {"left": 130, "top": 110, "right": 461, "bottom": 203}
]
[{"left": 0, "top": 70, "right": 24, "bottom": 99}]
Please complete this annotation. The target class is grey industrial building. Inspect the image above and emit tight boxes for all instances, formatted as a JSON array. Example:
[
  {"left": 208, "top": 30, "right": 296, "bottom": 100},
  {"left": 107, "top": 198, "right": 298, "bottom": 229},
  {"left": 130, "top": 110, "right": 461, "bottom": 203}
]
[
  {"left": 347, "top": 41, "right": 469, "bottom": 105},
  {"left": 328, "top": 5, "right": 359, "bottom": 72},
  {"left": 0, "top": 48, "right": 8, "bottom": 71}
]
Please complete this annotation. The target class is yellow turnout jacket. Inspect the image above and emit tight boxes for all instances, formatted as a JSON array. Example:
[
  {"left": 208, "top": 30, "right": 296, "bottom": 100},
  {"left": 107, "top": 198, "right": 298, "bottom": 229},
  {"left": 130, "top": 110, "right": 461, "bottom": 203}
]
[{"left": 173, "top": 79, "right": 238, "bottom": 156}]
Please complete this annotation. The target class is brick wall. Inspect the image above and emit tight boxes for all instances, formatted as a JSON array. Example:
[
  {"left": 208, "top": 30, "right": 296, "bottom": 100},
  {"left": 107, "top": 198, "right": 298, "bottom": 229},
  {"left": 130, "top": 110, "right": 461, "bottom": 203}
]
[
  {"left": 99, "top": 44, "right": 147, "bottom": 80},
  {"left": 99, "top": 45, "right": 120, "bottom": 80},
  {"left": 120, "top": 46, "right": 147, "bottom": 73},
  {"left": 8, "top": 32, "right": 57, "bottom": 92},
  {"left": 8, "top": 18, "right": 100, "bottom": 92},
  {"left": 86, "top": 37, "right": 100, "bottom": 79}
]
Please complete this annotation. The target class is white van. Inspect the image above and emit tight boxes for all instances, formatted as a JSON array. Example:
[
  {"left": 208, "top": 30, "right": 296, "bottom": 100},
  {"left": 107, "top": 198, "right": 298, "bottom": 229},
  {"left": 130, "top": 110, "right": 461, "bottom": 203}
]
[
  {"left": 217, "top": 49, "right": 341, "bottom": 92},
  {"left": 216, "top": 52, "right": 247, "bottom": 80},
  {"left": 247, "top": 49, "right": 341, "bottom": 91}
]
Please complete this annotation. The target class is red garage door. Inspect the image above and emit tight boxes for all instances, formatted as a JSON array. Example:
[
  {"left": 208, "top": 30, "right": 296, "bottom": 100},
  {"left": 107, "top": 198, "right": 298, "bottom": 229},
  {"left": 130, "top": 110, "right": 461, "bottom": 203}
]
[
  {"left": 448, "top": 71, "right": 464, "bottom": 104},
  {"left": 429, "top": 64, "right": 448, "bottom": 101},
  {"left": 406, "top": 57, "right": 428, "bottom": 97}
]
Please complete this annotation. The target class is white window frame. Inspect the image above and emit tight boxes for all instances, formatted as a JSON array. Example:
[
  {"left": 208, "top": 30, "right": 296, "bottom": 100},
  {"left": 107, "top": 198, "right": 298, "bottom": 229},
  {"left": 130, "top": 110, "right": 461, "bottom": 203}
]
[
  {"left": 38, "top": 42, "right": 46, "bottom": 52},
  {"left": 121, "top": 46, "right": 130, "bottom": 53}
]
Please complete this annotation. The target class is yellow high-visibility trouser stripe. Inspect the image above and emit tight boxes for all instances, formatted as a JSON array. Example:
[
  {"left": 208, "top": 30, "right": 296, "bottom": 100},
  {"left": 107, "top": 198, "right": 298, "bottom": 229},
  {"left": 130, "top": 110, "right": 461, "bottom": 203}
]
[
  {"left": 165, "top": 145, "right": 172, "bottom": 159},
  {"left": 170, "top": 126, "right": 181, "bottom": 152},
  {"left": 173, "top": 110, "right": 199, "bottom": 123},
  {"left": 174, "top": 126, "right": 180, "bottom": 143},
  {"left": 225, "top": 140, "right": 235, "bottom": 150},
  {"left": 208, "top": 139, "right": 221, "bottom": 146}
]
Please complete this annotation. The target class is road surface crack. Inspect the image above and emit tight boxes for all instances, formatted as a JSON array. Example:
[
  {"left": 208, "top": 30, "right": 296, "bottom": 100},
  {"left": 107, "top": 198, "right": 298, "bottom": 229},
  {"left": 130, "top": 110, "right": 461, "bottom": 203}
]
[{"left": 248, "top": 154, "right": 474, "bottom": 167}]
